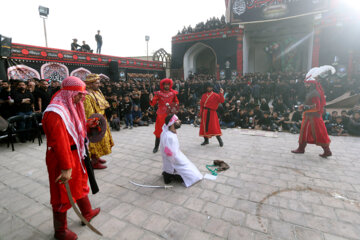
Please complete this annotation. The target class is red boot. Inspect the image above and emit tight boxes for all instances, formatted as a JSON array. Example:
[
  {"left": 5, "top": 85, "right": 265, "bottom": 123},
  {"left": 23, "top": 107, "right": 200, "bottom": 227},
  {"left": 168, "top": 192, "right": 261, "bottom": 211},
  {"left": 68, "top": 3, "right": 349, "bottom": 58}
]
[
  {"left": 77, "top": 196, "right": 100, "bottom": 225},
  {"left": 91, "top": 157, "right": 107, "bottom": 169},
  {"left": 53, "top": 210, "right": 78, "bottom": 240},
  {"left": 319, "top": 146, "right": 332, "bottom": 158},
  {"left": 291, "top": 143, "right": 306, "bottom": 154}
]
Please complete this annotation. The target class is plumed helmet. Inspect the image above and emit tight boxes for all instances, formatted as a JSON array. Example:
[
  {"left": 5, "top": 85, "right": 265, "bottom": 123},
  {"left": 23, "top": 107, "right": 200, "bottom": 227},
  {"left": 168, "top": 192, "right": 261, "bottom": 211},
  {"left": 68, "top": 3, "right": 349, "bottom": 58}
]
[
  {"left": 305, "top": 65, "right": 336, "bottom": 82},
  {"left": 160, "top": 78, "right": 173, "bottom": 90}
]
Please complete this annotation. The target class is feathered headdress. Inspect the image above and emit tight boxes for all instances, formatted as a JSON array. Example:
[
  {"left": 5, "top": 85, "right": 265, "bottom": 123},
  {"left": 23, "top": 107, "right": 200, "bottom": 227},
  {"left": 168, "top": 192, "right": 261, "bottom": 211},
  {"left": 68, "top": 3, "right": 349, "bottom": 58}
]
[
  {"left": 305, "top": 65, "right": 336, "bottom": 82},
  {"left": 304, "top": 65, "right": 336, "bottom": 114}
]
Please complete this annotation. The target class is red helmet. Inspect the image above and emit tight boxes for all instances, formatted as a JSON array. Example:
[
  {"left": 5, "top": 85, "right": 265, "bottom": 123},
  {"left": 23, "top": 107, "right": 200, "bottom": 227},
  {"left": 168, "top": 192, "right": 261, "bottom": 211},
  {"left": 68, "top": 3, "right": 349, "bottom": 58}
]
[{"left": 160, "top": 78, "right": 173, "bottom": 91}]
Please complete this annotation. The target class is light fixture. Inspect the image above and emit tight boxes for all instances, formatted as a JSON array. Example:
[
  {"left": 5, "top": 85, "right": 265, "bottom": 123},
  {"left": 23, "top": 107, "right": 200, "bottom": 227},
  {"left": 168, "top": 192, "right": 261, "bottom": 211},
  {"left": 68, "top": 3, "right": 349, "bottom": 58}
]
[{"left": 38, "top": 6, "right": 49, "bottom": 18}]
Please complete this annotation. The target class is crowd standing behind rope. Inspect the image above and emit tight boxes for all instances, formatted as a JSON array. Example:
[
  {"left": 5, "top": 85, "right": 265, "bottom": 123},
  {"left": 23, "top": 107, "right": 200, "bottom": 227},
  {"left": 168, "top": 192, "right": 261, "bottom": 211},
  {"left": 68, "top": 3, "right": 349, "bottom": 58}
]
[{"left": 1, "top": 71, "right": 360, "bottom": 141}]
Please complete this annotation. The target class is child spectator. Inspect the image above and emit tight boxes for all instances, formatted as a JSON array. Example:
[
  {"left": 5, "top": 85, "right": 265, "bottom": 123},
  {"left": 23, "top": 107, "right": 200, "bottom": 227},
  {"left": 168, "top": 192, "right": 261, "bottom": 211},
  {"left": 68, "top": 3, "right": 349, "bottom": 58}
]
[
  {"left": 330, "top": 116, "right": 348, "bottom": 136},
  {"left": 247, "top": 109, "right": 256, "bottom": 129},
  {"left": 254, "top": 104, "right": 263, "bottom": 120},
  {"left": 106, "top": 93, "right": 119, "bottom": 120},
  {"left": 257, "top": 111, "right": 276, "bottom": 131},
  {"left": 187, "top": 106, "right": 196, "bottom": 124},
  {"left": 110, "top": 112, "right": 121, "bottom": 131},
  {"left": 290, "top": 107, "right": 302, "bottom": 134},
  {"left": 236, "top": 109, "right": 249, "bottom": 128},
  {"left": 141, "top": 110, "right": 151, "bottom": 125},
  {"left": 148, "top": 108, "right": 157, "bottom": 123},
  {"left": 341, "top": 110, "right": 350, "bottom": 129},
  {"left": 123, "top": 95, "right": 133, "bottom": 129},
  {"left": 220, "top": 109, "right": 235, "bottom": 128},
  {"left": 132, "top": 105, "right": 148, "bottom": 126},
  {"left": 271, "top": 112, "right": 283, "bottom": 131},
  {"left": 326, "top": 111, "right": 338, "bottom": 133},
  {"left": 177, "top": 106, "right": 189, "bottom": 124},
  {"left": 347, "top": 111, "right": 360, "bottom": 136},
  {"left": 260, "top": 98, "right": 270, "bottom": 112}
]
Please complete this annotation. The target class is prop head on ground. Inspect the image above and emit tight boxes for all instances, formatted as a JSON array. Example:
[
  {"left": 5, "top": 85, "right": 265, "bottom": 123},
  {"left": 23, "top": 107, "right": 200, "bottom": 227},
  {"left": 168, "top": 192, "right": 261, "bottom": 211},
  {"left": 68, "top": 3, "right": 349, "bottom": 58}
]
[{"left": 213, "top": 160, "right": 230, "bottom": 171}]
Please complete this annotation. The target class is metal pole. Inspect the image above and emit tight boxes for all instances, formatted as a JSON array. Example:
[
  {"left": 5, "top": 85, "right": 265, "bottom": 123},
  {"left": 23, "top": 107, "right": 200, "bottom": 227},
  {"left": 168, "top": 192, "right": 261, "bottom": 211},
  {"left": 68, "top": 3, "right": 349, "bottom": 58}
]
[
  {"left": 146, "top": 41, "right": 149, "bottom": 61},
  {"left": 43, "top": 17, "right": 48, "bottom": 47}
]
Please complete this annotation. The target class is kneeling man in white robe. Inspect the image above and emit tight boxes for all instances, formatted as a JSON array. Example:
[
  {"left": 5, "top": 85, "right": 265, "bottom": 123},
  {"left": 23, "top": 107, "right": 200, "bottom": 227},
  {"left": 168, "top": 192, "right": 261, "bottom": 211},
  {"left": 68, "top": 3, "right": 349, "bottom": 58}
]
[{"left": 160, "top": 114, "right": 203, "bottom": 187}]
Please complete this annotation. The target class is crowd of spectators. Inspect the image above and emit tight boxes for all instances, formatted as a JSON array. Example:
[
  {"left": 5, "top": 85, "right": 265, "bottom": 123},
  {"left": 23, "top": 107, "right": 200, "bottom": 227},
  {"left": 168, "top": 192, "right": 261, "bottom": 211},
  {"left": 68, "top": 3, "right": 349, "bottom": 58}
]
[
  {"left": 97, "top": 72, "right": 360, "bottom": 137},
  {"left": 0, "top": 78, "right": 59, "bottom": 142},
  {"left": 176, "top": 15, "right": 232, "bottom": 35},
  {"left": 1, "top": 71, "right": 360, "bottom": 143}
]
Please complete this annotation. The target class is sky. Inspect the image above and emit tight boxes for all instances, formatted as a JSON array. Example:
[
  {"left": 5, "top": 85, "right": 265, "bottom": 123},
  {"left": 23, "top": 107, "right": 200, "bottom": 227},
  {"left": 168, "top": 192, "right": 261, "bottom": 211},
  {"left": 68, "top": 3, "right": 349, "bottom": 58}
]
[{"left": 1, "top": 0, "right": 226, "bottom": 57}]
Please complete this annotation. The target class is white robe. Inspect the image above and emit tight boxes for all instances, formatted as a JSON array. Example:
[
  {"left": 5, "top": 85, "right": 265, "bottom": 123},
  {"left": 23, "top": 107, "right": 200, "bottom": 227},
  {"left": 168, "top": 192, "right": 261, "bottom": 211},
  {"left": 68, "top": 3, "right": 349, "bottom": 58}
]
[{"left": 160, "top": 126, "right": 203, "bottom": 187}]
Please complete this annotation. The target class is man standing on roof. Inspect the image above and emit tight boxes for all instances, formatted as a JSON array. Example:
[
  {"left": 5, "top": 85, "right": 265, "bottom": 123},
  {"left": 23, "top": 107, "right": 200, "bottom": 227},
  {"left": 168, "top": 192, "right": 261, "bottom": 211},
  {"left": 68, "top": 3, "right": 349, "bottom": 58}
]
[{"left": 95, "top": 30, "right": 102, "bottom": 54}]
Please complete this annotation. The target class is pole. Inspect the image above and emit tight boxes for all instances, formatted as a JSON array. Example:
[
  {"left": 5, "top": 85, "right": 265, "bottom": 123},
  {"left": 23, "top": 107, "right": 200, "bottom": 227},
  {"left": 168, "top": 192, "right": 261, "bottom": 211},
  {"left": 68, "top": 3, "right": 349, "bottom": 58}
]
[
  {"left": 146, "top": 41, "right": 149, "bottom": 61},
  {"left": 43, "top": 17, "right": 48, "bottom": 47}
]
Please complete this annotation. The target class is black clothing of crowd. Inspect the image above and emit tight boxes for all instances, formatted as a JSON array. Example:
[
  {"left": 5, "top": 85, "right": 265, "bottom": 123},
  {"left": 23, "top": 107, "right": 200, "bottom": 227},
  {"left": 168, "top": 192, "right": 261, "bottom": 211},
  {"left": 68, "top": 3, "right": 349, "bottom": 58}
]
[
  {"left": 97, "top": 71, "right": 360, "bottom": 136},
  {"left": 1, "top": 71, "right": 360, "bottom": 138},
  {"left": 0, "top": 78, "right": 58, "bottom": 142}
]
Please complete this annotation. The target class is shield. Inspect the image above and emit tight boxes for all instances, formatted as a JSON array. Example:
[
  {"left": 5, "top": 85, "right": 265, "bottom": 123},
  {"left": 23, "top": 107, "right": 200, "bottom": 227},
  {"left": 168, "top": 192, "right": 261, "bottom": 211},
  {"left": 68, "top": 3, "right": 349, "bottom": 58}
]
[
  {"left": 88, "top": 113, "right": 107, "bottom": 143},
  {"left": 166, "top": 102, "right": 179, "bottom": 114}
]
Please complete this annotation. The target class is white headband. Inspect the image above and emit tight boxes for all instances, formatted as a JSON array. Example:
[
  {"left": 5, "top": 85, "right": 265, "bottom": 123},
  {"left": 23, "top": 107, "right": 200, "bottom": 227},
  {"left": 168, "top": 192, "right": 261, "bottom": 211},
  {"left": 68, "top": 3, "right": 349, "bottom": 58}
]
[{"left": 167, "top": 114, "right": 179, "bottom": 127}]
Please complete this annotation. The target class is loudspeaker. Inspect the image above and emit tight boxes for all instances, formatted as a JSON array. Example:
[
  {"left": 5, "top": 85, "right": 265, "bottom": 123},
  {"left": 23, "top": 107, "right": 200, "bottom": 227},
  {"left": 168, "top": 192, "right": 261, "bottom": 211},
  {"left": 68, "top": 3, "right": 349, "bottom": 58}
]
[
  {"left": 0, "top": 35, "right": 12, "bottom": 57},
  {"left": 0, "top": 59, "right": 7, "bottom": 81},
  {"left": 109, "top": 60, "right": 119, "bottom": 82}
]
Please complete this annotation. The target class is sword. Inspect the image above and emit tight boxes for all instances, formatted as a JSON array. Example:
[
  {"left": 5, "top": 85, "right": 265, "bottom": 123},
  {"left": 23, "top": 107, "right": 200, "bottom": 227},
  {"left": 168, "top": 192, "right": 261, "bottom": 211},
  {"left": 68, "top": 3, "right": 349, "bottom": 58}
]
[
  {"left": 129, "top": 180, "right": 173, "bottom": 189},
  {"left": 65, "top": 182, "right": 103, "bottom": 236}
]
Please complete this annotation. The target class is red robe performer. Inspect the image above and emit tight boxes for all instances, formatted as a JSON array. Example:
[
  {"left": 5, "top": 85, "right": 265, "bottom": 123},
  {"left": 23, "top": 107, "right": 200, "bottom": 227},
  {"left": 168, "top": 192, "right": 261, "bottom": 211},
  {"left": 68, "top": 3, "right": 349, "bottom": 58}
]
[
  {"left": 292, "top": 65, "right": 336, "bottom": 158},
  {"left": 42, "top": 76, "right": 100, "bottom": 240},
  {"left": 199, "top": 83, "right": 225, "bottom": 147},
  {"left": 149, "top": 78, "right": 179, "bottom": 153}
]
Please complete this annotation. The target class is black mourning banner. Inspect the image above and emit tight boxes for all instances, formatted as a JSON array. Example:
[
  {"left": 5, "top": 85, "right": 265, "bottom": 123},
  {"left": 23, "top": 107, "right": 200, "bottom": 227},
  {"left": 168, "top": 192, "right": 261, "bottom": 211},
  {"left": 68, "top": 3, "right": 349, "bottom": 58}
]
[{"left": 230, "top": 0, "right": 329, "bottom": 24}]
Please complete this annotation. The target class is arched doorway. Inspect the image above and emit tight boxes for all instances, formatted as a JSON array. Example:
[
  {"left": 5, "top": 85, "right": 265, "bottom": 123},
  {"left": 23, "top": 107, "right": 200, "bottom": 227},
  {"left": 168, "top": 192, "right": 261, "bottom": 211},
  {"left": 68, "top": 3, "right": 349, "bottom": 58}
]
[
  {"left": 153, "top": 48, "right": 171, "bottom": 78},
  {"left": 183, "top": 43, "right": 217, "bottom": 80}
]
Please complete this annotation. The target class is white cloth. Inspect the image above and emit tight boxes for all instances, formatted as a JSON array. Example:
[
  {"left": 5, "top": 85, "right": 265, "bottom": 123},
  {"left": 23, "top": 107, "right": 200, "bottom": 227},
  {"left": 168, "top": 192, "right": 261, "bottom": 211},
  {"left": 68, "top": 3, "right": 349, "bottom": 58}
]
[{"left": 160, "top": 125, "right": 202, "bottom": 187}]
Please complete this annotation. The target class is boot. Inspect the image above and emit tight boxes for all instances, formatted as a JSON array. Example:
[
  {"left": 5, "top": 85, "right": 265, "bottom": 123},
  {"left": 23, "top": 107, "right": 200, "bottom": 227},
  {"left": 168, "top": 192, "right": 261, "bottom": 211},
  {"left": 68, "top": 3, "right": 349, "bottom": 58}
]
[
  {"left": 153, "top": 138, "right": 160, "bottom": 153},
  {"left": 91, "top": 157, "right": 107, "bottom": 169},
  {"left": 162, "top": 171, "right": 172, "bottom": 184},
  {"left": 173, "top": 174, "right": 184, "bottom": 183},
  {"left": 319, "top": 146, "right": 332, "bottom": 158},
  {"left": 162, "top": 172, "right": 183, "bottom": 184},
  {"left": 98, "top": 158, "right": 106, "bottom": 164},
  {"left": 53, "top": 210, "right": 78, "bottom": 240},
  {"left": 77, "top": 196, "right": 100, "bottom": 226},
  {"left": 201, "top": 137, "right": 209, "bottom": 146},
  {"left": 216, "top": 136, "right": 224, "bottom": 147},
  {"left": 291, "top": 143, "right": 306, "bottom": 154}
]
